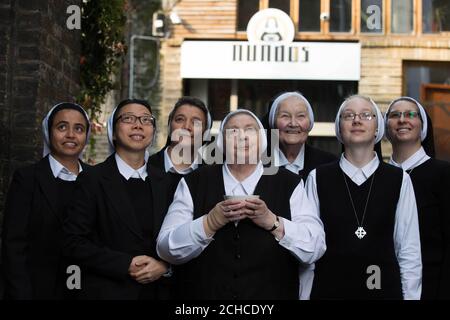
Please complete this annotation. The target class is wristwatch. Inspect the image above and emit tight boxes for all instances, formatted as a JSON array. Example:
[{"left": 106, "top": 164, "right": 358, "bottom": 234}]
[
  {"left": 162, "top": 264, "right": 173, "bottom": 278},
  {"left": 268, "top": 215, "right": 280, "bottom": 232}
]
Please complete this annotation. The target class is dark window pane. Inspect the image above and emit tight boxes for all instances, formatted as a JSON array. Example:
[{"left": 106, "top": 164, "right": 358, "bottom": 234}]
[
  {"left": 392, "top": 0, "right": 413, "bottom": 33},
  {"left": 330, "top": 0, "right": 352, "bottom": 32},
  {"left": 237, "top": 0, "right": 260, "bottom": 31},
  {"left": 422, "top": 0, "right": 450, "bottom": 33},
  {"left": 208, "top": 79, "right": 231, "bottom": 121},
  {"left": 237, "top": 79, "right": 357, "bottom": 122},
  {"left": 269, "top": 0, "right": 290, "bottom": 15},
  {"left": 299, "top": 0, "right": 321, "bottom": 32},
  {"left": 361, "top": 0, "right": 383, "bottom": 33}
]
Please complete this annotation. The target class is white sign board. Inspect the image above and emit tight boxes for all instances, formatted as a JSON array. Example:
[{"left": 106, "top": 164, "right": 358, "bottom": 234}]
[{"left": 180, "top": 41, "right": 361, "bottom": 81}]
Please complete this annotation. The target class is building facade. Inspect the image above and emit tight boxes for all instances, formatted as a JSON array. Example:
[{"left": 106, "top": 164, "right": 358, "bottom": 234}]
[{"left": 156, "top": 0, "right": 450, "bottom": 159}]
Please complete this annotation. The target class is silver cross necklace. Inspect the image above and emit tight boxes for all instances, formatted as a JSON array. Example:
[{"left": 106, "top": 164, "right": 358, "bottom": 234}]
[{"left": 342, "top": 170, "right": 376, "bottom": 239}]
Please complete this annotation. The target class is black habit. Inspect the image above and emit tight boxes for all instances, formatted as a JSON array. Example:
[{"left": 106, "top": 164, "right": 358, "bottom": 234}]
[
  {"left": 1, "top": 156, "right": 89, "bottom": 299},
  {"left": 63, "top": 154, "right": 173, "bottom": 299}
]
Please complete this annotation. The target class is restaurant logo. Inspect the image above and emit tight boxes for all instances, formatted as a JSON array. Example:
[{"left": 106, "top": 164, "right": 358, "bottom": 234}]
[
  {"left": 234, "top": 9, "right": 307, "bottom": 63},
  {"left": 246, "top": 8, "right": 295, "bottom": 44}
]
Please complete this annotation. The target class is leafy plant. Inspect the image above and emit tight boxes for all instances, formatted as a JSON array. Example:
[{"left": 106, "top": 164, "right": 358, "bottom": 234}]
[
  {"left": 77, "top": 0, "right": 128, "bottom": 122},
  {"left": 76, "top": 0, "right": 128, "bottom": 162}
]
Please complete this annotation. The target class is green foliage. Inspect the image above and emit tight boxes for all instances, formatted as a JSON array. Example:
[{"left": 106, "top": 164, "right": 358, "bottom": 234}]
[{"left": 77, "top": 0, "right": 128, "bottom": 121}]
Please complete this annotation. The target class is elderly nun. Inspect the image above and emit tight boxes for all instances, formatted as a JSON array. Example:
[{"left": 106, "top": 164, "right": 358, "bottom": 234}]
[
  {"left": 2, "top": 102, "right": 91, "bottom": 299},
  {"left": 385, "top": 96, "right": 450, "bottom": 300},
  {"left": 304, "top": 95, "right": 422, "bottom": 300},
  {"left": 63, "top": 98, "right": 173, "bottom": 300},
  {"left": 264, "top": 91, "right": 337, "bottom": 180},
  {"left": 156, "top": 109, "right": 326, "bottom": 300}
]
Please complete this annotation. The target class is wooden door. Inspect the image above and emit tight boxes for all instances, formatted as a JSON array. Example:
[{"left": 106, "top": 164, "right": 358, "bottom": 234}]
[{"left": 421, "top": 83, "right": 450, "bottom": 161}]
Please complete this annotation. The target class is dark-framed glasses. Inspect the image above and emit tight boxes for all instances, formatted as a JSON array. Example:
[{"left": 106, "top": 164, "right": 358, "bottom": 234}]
[
  {"left": 116, "top": 114, "right": 156, "bottom": 126},
  {"left": 387, "top": 110, "right": 420, "bottom": 120},
  {"left": 341, "top": 112, "right": 376, "bottom": 121}
]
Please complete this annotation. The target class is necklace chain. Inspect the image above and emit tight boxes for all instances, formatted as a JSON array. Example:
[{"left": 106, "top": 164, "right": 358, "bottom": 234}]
[{"left": 342, "top": 170, "right": 376, "bottom": 237}]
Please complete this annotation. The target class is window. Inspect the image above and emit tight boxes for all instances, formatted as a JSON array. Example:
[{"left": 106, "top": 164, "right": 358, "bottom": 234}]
[
  {"left": 237, "top": 0, "right": 259, "bottom": 31},
  {"left": 269, "top": 0, "right": 290, "bottom": 15},
  {"left": 422, "top": 0, "right": 450, "bottom": 33},
  {"left": 361, "top": 0, "right": 383, "bottom": 33},
  {"left": 404, "top": 61, "right": 450, "bottom": 99},
  {"left": 330, "top": 0, "right": 352, "bottom": 32},
  {"left": 391, "top": 0, "right": 413, "bottom": 33},
  {"left": 299, "top": 0, "right": 321, "bottom": 32}
]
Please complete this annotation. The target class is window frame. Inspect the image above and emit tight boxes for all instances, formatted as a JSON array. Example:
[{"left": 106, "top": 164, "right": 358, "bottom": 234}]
[
  {"left": 418, "top": 0, "right": 450, "bottom": 36},
  {"left": 235, "top": 0, "right": 450, "bottom": 39}
]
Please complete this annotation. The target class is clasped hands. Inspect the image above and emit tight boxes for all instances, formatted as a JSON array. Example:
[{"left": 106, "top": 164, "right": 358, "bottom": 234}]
[
  {"left": 128, "top": 255, "right": 168, "bottom": 284},
  {"left": 204, "top": 198, "right": 277, "bottom": 236}
]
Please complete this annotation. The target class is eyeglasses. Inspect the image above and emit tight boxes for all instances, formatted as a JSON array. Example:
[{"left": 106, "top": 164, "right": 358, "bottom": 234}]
[
  {"left": 387, "top": 111, "right": 420, "bottom": 120},
  {"left": 116, "top": 114, "right": 156, "bottom": 127},
  {"left": 341, "top": 112, "right": 376, "bottom": 121}
]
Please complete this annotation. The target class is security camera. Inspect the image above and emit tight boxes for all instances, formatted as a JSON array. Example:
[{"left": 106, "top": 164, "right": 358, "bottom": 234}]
[
  {"left": 320, "top": 12, "right": 330, "bottom": 21},
  {"left": 152, "top": 12, "right": 166, "bottom": 37}
]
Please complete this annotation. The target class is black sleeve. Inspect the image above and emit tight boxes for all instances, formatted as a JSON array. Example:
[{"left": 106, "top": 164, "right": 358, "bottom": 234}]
[
  {"left": 438, "top": 163, "right": 450, "bottom": 299},
  {"left": 63, "top": 171, "right": 133, "bottom": 280},
  {"left": 1, "top": 169, "right": 34, "bottom": 299}
]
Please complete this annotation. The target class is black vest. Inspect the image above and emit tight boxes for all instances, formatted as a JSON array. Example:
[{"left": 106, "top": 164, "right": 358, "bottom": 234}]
[
  {"left": 177, "top": 165, "right": 301, "bottom": 300},
  {"left": 407, "top": 158, "right": 450, "bottom": 299},
  {"left": 123, "top": 177, "right": 158, "bottom": 299},
  {"left": 311, "top": 161, "right": 403, "bottom": 299}
]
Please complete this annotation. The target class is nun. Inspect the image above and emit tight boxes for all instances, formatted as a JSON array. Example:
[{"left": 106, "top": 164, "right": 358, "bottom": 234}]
[
  {"left": 2, "top": 102, "right": 91, "bottom": 299},
  {"left": 148, "top": 96, "right": 212, "bottom": 176},
  {"left": 156, "top": 109, "right": 326, "bottom": 300},
  {"left": 63, "top": 99, "right": 173, "bottom": 299},
  {"left": 264, "top": 92, "right": 337, "bottom": 180},
  {"left": 385, "top": 96, "right": 450, "bottom": 299},
  {"left": 305, "top": 95, "right": 422, "bottom": 299}
]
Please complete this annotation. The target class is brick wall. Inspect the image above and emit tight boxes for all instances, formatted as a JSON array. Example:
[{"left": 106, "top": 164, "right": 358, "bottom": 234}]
[{"left": 0, "top": 0, "right": 81, "bottom": 250}]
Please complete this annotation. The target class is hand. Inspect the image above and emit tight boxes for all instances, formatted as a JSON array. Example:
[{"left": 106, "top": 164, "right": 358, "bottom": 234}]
[
  {"left": 128, "top": 255, "right": 152, "bottom": 275},
  {"left": 203, "top": 200, "right": 247, "bottom": 236},
  {"left": 244, "top": 198, "right": 277, "bottom": 231},
  {"left": 129, "top": 257, "right": 168, "bottom": 284}
]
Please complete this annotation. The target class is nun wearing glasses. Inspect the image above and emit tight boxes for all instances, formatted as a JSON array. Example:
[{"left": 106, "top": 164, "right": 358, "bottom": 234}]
[
  {"left": 2, "top": 102, "right": 91, "bottom": 299},
  {"left": 157, "top": 109, "right": 325, "bottom": 300},
  {"left": 63, "top": 99, "right": 173, "bottom": 300},
  {"left": 305, "top": 95, "right": 422, "bottom": 300},
  {"left": 265, "top": 92, "right": 337, "bottom": 180},
  {"left": 385, "top": 97, "right": 450, "bottom": 300}
]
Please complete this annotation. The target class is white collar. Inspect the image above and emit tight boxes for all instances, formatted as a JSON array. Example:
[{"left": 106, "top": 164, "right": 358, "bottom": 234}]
[
  {"left": 339, "top": 152, "right": 379, "bottom": 182},
  {"left": 115, "top": 153, "right": 148, "bottom": 181},
  {"left": 275, "top": 145, "right": 305, "bottom": 173},
  {"left": 163, "top": 147, "right": 200, "bottom": 175},
  {"left": 222, "top": 162, "right": 264, "bottom": 196},
  {"left": 389, "top": 146, "right": 430, "bottom": 171},
  {"left": 48, "top": 154, "right": 82, "bottom": 181}
]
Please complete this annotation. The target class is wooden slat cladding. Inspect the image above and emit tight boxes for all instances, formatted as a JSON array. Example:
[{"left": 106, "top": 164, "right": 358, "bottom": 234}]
[
  {"left": 171, "top": 0, "right": 238, "bottom": 39},
  {"left": 359, "top": 47, "right": 450, "bottom": 108}
]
